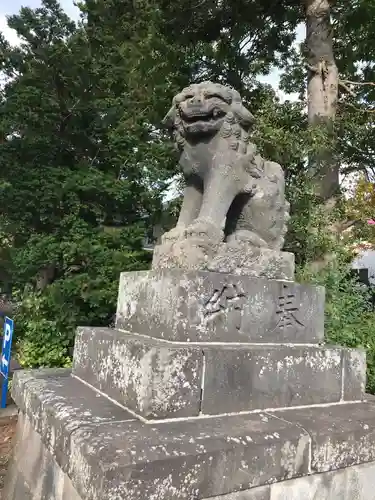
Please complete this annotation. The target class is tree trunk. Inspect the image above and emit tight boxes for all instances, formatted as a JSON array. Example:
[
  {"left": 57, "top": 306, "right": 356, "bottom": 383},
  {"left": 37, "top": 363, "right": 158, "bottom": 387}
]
[
  {"left": 305, "top": 0, "right": 339, "bottom": 202},
  {"left": 35, "top": 264, "right": 56, "bottom": 291}
]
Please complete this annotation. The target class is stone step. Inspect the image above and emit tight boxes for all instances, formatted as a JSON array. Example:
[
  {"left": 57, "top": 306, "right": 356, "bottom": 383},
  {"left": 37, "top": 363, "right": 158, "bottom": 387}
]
[
  {"left": 9, "top": 369, "right": 375, "bottom": 500},
  {"left": 204, "top": 462, "right": 375, "bottom": 500},
  {"left": 115, "top": 270, "right": 325, "bottom": 343},
  {"left": 72, "top": 327, "right": 366, "bottom": 419}
]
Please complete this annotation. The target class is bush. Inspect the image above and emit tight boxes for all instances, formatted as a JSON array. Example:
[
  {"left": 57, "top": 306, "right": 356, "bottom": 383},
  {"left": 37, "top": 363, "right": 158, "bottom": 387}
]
[
  {"left": 298, "top": 257, "right": 375, "bottom": 394},
  {"left": 13, "top": 226, "right": 152, "bottom": 368}
]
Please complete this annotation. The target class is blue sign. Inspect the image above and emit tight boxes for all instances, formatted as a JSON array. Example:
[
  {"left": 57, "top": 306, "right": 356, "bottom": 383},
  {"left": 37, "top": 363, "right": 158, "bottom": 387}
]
[{"left": 1, "top": 317, "right": 14, "bottom": 408}]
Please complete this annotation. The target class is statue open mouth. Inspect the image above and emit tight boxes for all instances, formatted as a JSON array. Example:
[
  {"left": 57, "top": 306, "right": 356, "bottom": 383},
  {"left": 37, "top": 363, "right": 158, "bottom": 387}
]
[{"left": 179, "top": 106, "right": 226, "bottom": 123}]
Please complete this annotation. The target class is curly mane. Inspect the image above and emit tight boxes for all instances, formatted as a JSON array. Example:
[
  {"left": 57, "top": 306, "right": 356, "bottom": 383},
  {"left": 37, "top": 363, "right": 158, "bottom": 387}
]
[{"left": 163, "top": 82, "right": 255, "bottom": 154}]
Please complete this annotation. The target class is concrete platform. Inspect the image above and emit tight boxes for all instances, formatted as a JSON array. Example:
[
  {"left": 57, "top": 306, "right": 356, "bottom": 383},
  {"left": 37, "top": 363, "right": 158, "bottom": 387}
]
[
  {"left": 5, "top": 369, "right": 375, "bottom": 500},
  {"left": 73, "top": 327, "right": 365, "bottom": 419},
  {"left": 206, "top": 462, "right": 375, "bottom": 500}
]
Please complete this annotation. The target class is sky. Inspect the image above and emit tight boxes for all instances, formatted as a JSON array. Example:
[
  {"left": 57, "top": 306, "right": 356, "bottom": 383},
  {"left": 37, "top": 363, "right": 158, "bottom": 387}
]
[
  {"left": 1, "top": 0, "right": 80, "bottom": 21},
  {"left": 0, "top": 0, "right": 80, "bottom": 44}
]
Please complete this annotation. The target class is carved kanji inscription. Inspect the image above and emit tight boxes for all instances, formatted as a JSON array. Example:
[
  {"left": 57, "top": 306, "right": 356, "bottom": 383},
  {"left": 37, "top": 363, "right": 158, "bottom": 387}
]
[
  {"left": 204, "top": 283, "right": 246, "bottom": 329},
  {"left": 276, "top": 284, "right": 304, "bottom": 329}
]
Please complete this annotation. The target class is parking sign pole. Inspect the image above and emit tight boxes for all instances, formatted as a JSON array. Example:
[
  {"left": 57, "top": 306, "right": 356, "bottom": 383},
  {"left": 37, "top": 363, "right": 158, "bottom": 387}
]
[
  {"left": 0, "top": 373, "right": 7, "bottom": 408},
  {"left": 0, "top": 317, "right": 14, "bottom": 409}
]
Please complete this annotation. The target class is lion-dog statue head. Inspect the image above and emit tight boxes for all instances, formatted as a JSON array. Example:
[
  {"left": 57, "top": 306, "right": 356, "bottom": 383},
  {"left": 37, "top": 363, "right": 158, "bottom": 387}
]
[{"left": 163, "top": 81, "right": 256, "bottom": 153}]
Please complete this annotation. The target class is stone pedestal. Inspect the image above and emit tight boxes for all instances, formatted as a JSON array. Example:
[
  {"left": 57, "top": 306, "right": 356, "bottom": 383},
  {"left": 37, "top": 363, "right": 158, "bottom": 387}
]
[
  {"left": 116, "top": 271, "right": 324, "bottom": 343},
  {"left": 153, "top": 239, "right": 296, "bottom": 282},
  {"left": 5, "top": 271, "right": 375, "bottom": 500}
]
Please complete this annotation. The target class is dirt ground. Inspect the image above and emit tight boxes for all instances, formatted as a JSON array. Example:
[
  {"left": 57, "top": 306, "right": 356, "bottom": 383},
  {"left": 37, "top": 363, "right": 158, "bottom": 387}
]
[{"left": 0, "top": 415, "right": 17, "bottom": 497}]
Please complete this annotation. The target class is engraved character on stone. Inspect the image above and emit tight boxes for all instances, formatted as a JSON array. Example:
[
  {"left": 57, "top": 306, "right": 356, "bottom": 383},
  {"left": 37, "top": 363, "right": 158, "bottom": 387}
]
[
  {"left": 204, "top": 283, "right": 246, "bottom": 329},
  {"left": 276, "top": 285, "right": 304, "bottom": 329}
]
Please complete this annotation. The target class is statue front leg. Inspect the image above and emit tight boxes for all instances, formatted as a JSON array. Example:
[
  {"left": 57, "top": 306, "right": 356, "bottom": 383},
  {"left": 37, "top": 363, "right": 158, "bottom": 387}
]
[
  {"left": 161, "top": 176, "right": 203, "bottom": 244},
  {"left": 176, "top": 176, "right": 203, "bottom": 227},
  {"left": 185, "top": 165, "right": 241, "bottom": 243},
  {"left": 200, "top": 166, "right": 240, "bottom": 227},
  {"left": 152, "top": 172, "right": 222, "bottom": 270}
]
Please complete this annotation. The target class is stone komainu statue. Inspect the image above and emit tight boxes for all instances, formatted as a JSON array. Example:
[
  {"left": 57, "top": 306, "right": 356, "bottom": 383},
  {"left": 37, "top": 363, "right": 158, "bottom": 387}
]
[{"left": 153, "top": 81, "right": 294, "bottom": 279}]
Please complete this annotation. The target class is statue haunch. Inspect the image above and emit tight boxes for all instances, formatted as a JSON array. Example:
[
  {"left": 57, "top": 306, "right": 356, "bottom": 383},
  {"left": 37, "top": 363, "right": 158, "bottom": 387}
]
[{"left": 152, "top": 81, "right": 293, "bottom": 278}]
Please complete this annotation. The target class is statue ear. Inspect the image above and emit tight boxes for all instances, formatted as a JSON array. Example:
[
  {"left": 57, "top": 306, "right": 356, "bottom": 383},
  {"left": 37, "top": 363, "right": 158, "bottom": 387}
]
[
  {"left": 162, "top": 105, "right": 177, "bottom": 130},
  {"left": 231, "top": 102, "right": 255, "bottom": 130}
]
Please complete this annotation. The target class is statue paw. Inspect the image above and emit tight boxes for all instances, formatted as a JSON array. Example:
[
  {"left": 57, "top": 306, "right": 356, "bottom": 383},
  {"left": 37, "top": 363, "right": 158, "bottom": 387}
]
[
  {"left": 185, "top": 218, "right": 224, "bottom": 243},
  {"left": 226, "top": 230, "right": 268, "bottom": 248},
  {"left": 161, "top": 226, "right": 187, "bottom": 244},
  {"left": 160, "top": 219, "right": 225, "bottom": 251}
]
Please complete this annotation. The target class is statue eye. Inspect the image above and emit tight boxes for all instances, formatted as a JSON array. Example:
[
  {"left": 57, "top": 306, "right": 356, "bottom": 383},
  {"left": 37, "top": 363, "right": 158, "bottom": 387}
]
[
  {"left": 174, "top": 93, "right": 185, "bottom": 104},
  {"left": 206, "top": 93, "right": 227, "bottom": 102}
]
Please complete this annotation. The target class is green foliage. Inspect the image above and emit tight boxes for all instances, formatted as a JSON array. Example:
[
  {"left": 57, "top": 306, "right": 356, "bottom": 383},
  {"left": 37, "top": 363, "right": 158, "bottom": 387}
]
[
  {"left": 14, "top": 225, "right": 151, "bottom": 368},
  {"left": 298, "top": 256, "right": 375, "bottom": 394},
  {"left": 16, "top": 308, "right": 73, "bottom": 368},
  {"left": 0, "top": 0, "right": 156, "bottom": 367}
]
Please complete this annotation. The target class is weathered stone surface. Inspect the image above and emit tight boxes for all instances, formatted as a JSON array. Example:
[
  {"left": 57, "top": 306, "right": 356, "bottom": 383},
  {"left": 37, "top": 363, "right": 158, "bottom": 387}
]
[
  {"left": 204, "top": 461, "right": 375, "bottom": 500},
  {"left": 73, "top": 327, "right": 203, "bottom": 419},
  {"left": 270, "top": 462, "right": 375, "bottom": 500},
  {"left": 152, "top": 82, "right": 292, "bottom": 280},
  {"left": 116, "top": 270, "right": 325, "bottom": 343},
  {"left": 154, "top": 240, "right": 295, "bottom": 281},
  {"left": 273, "top": 401, "right": 375, "bottom": 474},
  {"left": 66, "top": 413, "right": 309, "bottom": 500},
  {"left": 201, "top": 345, "right": 348, "bottom": 414},
  {"left": 206, "top": 486, "right": 270, "bottom": 500},
  {"left": 11, "top": 368, "right": 135, "bottom": 466},
  {"left": 7, "top": 370, "right": 311, "bottom": 499},
  {"left": 6, "top": 475, "right": 32, "bottom": 500},
  {"left": 343, "top": 348, "right": 366, "bottom": 401},
  {"left": 4, "top": 412, "right": 82, "bottom": 500},
  {"left": 73, "top": 328, "right": 364, "bottom": 417},
  {"left": 10, "top": 414, "right": 375, "bottom": 500},
  {"left": 6, "top": 370, "right": 375, "bottom": 500},
  {"left": 207, "top": 244, "right": 295, "bottom": 281}
]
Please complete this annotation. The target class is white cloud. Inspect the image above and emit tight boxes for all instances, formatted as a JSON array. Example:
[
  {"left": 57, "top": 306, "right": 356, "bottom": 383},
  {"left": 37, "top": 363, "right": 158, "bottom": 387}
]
[
  {"left": 60, "top": 0, "right": 80, "bottom": 21},
  {"left": 0, "top": 0, "right": 80, "bottom": 41},
  {"left": 0, "top": 0, "right": 80, "bottom": 46},
  {"left": 0, "top": 14, "right": 20, "bottom": 46},
  {"left": 0, "top": 2, "right": 79, "bottom": 89},
  {"left": 258, "top": 68, "right": 300, "bottom": 103}
]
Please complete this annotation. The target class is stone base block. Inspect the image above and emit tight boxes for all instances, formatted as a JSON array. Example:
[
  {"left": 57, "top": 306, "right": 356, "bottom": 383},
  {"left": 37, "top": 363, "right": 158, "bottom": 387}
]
[
  {"left": 73, "top": 328, "right": 366, "bottom": 418},
  {"left": 116, "top": 270, "right": 325, "bottom": 343},
  {"left": 208, "top": 244, "right": 295, "bottom": 282},
  {"left": 153, "top": 237, "right": 295, "bottom": 282},
  {"left": 4, "top": 412, "right": 81, "bottom": 500},
  {"left": 73, "top": 327, "right": 204, "bottom": 419},
  {"left": 201, "top": 343, "right": 365, "bottom": 414},
  {"left": 5, "top": 370, "right": 375, "bottom": 500},
  {"left": 205, "top": 461, "right": 375, "bottom": 500}
]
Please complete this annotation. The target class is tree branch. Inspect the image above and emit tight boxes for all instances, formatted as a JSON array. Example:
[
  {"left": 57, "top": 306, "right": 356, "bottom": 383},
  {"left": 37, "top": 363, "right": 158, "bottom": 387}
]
[
  {"left": 342, "top": 101, "right": 375, "bottom": 113},
  {"left": 338, "top": 80, "right": 356, "bottom": 97},
  {"left": 340, "top": 79, "right": 375, "bottom": 87}
]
